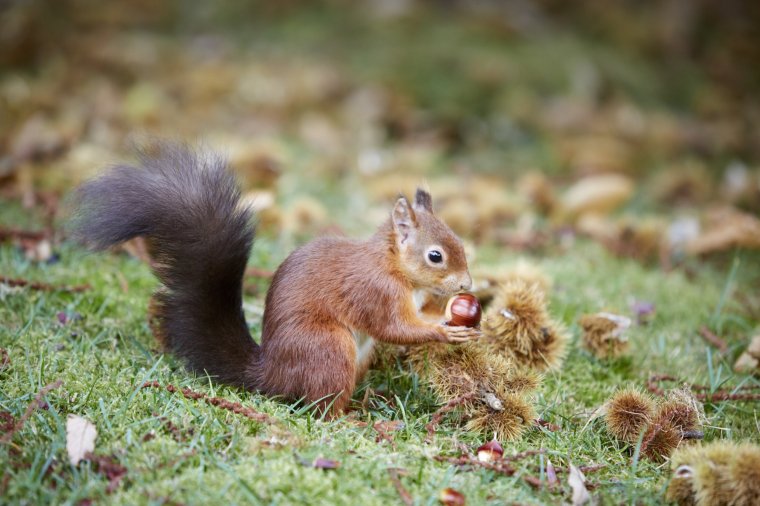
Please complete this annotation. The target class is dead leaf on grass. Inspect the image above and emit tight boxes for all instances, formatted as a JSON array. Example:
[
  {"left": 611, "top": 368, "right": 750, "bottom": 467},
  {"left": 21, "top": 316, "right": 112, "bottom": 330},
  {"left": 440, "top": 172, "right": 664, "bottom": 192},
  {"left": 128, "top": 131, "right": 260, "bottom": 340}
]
[
  {"left": 568, "top": 464, "right": 591, "bottom": 505},
  {"left": 66, "top": 415, "right": 97, "bottom": 465}
]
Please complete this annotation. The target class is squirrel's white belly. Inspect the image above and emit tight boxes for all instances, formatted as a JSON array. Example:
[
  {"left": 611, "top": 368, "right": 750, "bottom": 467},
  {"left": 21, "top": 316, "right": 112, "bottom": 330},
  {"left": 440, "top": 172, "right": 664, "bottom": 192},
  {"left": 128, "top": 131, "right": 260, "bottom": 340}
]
[
  {"left": 412, "top": 289, "right": 427, "bottom": 311},
  {"left": 353, "top": 330, "right": 375, "bottom": 367},
  {"left": 352, "top": 290, "right": 428, "bottom": 367}
]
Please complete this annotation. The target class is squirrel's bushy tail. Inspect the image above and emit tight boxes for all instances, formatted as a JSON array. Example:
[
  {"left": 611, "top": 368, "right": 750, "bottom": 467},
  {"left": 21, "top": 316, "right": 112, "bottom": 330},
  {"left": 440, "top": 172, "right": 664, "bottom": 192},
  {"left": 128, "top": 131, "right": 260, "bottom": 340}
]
[{"left": 72, "top": 142, "right": 258, "bottom": 388}]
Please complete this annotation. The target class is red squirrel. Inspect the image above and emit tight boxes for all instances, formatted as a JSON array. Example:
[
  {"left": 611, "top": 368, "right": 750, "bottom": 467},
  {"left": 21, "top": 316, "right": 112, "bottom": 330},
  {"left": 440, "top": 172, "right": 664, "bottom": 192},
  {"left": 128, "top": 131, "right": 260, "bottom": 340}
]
[{"left": 72, "top": 143, "right": 480, "bottom": 415}]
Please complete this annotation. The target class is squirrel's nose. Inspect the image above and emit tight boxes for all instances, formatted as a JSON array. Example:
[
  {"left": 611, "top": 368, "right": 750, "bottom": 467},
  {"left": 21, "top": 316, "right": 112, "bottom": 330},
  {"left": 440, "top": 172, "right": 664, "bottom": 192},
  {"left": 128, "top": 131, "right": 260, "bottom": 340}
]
[{"left": 459, "top": 275, "right": 472, "bottom": 292}]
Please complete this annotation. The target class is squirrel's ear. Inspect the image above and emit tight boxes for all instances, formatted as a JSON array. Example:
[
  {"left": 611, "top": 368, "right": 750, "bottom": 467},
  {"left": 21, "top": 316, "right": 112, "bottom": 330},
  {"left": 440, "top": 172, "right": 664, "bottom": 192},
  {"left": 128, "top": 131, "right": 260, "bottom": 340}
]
[
  {"left": 413, "top": 188, "right": 433, "bottom": 213},
  {"left": 392, "top": 197, "right": 417, "bottom": 246}
]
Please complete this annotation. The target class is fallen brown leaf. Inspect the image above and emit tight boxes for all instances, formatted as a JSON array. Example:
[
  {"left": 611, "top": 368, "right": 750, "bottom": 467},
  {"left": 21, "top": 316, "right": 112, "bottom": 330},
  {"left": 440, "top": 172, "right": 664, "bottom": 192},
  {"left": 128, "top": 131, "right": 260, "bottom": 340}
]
[{"left": 373, "top": 419, "right": 404, "bottom": 445}]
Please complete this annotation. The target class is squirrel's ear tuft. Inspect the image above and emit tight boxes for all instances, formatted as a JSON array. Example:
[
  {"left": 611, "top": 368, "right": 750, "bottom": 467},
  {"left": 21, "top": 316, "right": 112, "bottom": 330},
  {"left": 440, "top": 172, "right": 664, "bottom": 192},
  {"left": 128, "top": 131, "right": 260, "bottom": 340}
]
[
  {"left": 392, "top": 196, "right": 417, "bottom": 245},
  {"left": 413, "top": 188, "right": 433, "bottom": 213}
]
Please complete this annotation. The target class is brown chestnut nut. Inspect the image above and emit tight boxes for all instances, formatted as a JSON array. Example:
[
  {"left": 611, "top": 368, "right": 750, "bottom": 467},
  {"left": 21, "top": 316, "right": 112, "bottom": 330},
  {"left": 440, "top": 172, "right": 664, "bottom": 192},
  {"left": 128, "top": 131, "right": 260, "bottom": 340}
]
[{"left": 445, "top": 293, "right": 482, "bottom": 328}]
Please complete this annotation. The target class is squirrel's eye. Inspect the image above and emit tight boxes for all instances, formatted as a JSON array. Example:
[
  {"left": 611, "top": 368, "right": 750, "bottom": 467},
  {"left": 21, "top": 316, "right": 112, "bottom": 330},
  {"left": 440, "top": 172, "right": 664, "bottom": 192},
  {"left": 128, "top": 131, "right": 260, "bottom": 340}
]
[{"left": 427, "top": 250, "right": 443, "bottom": 264}]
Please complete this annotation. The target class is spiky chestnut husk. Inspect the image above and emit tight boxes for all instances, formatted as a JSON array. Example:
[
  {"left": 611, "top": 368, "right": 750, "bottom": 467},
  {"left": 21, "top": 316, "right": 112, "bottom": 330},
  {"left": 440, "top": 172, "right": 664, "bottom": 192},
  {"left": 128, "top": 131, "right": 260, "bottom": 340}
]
[
  {"left": 511, "top": 321, "right": 569, "bottom": 372},
  {"left": 604, "top": 388, "right": 655, "bottom": 443},
  {"left": 471, "top": 261, "right": 553, "bottom": 306},
  {"left": 641, "top": 422, "right": 682, "bottom": 462},
  {"left": 668, "top": 442, "right": 760, "bottom": 506},
  {"left": 466, "top": 391, "right": 536, "bottom": 441},
  {"left": 483, "top": 280, "right": 546, "bottom": 343},
  {"left": 655, "top": 397, "right": 700, "bottom": 434},
  {"left": 691, "top": 446, "right": 735, "bottom": 506},
  {"left": 482, "top": 280, "right": 568, "bottom": 371},
  {"left": 579, "top": 312, "right": 631, "bottom": 359},
  {"left": 728, "top": 444, "right": 760, "bottom": 506},
  {"left": 408, "top": 343, "right": 538, "bottom": 440},
  {"left": 665, "top": 464, "right": 697, "bottom": 506},
  {"left": 495, "top": 366, "right": 541, "bottom": 395},
  {"left": 667, "top": 445, "right": 711, "bottom": 506},
  {"left": 408, "top": 343, "right": 487, "bottom": 404},
  {"left": 408, "top": 343, "right": 539, "bottom": 403}
]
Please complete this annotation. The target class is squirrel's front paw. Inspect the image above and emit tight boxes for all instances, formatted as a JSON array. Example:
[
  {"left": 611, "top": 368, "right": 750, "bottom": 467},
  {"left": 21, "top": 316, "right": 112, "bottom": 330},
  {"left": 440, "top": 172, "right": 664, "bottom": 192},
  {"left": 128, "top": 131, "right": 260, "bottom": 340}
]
[{"left": 442, "top": 325, "right": 482, "bottom": 344}]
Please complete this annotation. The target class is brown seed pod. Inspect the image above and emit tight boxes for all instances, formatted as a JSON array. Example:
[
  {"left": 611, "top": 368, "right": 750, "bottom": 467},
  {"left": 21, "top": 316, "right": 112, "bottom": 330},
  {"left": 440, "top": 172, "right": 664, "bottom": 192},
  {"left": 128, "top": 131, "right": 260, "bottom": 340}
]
[
  {"left": 484, "top": 280, "right": 546, "bottom": 342},
  {"left": 408, "top": 343, "right": 488, "bottom": 402},
  {"left": 604, "top": 388, "right": 655, "bottom": 443},
  {"left": 439, "top": 487, "right": 466, "bottom": 506},
  {"left": 497, "top": 367, "right": 541, "bottom": 395},
  {"left": 408, "top": 342, "right": 538, "bottom": 400},
  {"left": 476, "top": 439, "right": 504, "bottom": 462},
  {"left": 654, "top": 387, "right": 704, "bottom": 442}
]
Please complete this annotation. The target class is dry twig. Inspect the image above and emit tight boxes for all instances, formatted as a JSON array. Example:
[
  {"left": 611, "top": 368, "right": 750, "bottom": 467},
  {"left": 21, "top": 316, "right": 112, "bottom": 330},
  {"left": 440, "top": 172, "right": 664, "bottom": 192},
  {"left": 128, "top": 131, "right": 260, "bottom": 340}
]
[
  {"left": 425, "top": 391, "right": 476, "bottom": 441},
  {"left": 141, "top": 381, "right": 278, "bottom": 425},
  {"left": 0, "top": 348, "right": 9, "bottom": 371},
  {"left": 434, "top": 454, "right": 516, "bottom": 477},
  {"left": 647, "top": 374, "right": 760, "bottom": 401},
  {"left": 698, "top": 326, "right": 728, "bottom": 353},
  {"left": 387, "top": 468, "right": 413, "bottom": 506},
  {"left": 0, "top": 227, "right": 47, "bottom": 242},
  {"left": 245, "top": 267, "right": 275, "bottom": 279},
  {"left": 1, "top": 277, "right": 91, "bottom": 293},
  {"left": 0, "top": 380, "right": 63, "bottom": 444}
]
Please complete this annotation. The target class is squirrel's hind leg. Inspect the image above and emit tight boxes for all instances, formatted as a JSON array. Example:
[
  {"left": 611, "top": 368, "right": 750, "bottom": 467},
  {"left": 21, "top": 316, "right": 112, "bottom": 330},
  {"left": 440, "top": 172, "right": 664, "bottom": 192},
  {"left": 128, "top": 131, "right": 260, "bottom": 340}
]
[
  {"left": 259, "top": 324, "right": 357, "bottom": 417},
  {"left": 308, "top": 326, "right": 357, "bottom": 416}
]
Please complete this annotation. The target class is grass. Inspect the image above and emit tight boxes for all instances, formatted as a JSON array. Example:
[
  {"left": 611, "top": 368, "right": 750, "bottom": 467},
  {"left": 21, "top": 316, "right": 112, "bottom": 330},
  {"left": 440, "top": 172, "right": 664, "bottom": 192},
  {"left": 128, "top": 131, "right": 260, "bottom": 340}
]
[
  {"left": 2, "top": 3, "right": 760, "bottom": 504},
  {"left": 2, "top": 197, "right": 758, "bottom": 505}
]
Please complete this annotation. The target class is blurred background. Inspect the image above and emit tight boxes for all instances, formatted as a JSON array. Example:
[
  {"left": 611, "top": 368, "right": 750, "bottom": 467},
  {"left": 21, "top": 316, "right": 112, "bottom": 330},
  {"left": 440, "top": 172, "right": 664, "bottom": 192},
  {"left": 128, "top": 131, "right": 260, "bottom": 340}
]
[{"left": 1, "top": 0, "right": 759, "bottom": 262}]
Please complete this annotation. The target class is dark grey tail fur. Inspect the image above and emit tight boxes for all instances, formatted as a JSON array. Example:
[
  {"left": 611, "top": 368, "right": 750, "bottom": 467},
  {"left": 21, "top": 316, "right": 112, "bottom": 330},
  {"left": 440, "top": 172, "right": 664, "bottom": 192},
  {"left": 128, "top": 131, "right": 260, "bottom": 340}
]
[{"left": 71, "top": 143, "right": 258, "bottom": 388}]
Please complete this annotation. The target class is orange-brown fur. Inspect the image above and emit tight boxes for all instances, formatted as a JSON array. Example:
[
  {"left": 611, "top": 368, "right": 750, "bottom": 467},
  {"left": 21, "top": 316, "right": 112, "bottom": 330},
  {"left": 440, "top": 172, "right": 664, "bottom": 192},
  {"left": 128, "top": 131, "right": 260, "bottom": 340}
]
[
  {"left": 250, "top": 191, "right": 478, "bottom": 414},
  {"left": 73, "top": 145, "right": 479, "bottom": 418}
]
